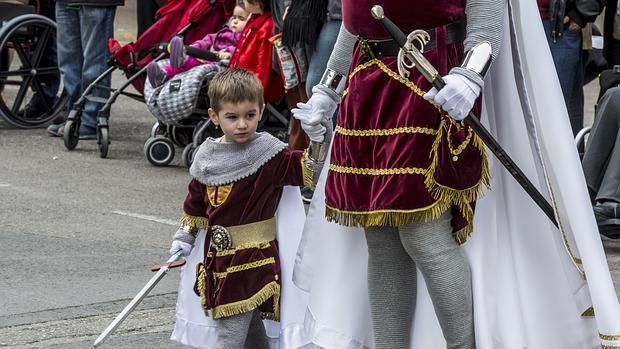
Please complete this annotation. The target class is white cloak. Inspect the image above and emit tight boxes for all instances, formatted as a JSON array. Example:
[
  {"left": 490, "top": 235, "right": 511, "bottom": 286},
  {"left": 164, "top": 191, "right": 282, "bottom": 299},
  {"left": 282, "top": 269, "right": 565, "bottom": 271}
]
[{"left": 292, "top": 0, "right": 620, "bottom": 348}]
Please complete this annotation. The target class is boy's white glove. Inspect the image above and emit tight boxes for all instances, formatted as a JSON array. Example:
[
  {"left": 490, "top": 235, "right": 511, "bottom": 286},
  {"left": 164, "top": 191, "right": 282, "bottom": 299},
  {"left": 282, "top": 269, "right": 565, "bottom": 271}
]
[
  {"left": 170, "top": 240, "right": 193, "bottom": 256},
  {"left": 424, "top": 73, "right": 481, "bottom": 121},
  {"left": 292, "top": 86, "right": 339, "bottom": 142}
]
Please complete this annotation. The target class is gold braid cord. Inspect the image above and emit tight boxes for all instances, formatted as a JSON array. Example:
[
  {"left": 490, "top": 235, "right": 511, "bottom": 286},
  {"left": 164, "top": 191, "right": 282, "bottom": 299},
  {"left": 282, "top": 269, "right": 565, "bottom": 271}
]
[{"left": 326, "top": 60, "right": 490, "bottom": 243}]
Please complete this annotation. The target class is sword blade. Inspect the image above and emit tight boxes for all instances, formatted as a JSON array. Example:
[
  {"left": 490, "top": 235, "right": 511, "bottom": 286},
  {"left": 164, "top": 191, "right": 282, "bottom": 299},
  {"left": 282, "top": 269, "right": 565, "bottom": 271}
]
[
  {"left": 370, "top": 5, "right": 559, "bottom": 227},
  {"left": 93, "top": 251, "right": 184, "bottom": 347}
]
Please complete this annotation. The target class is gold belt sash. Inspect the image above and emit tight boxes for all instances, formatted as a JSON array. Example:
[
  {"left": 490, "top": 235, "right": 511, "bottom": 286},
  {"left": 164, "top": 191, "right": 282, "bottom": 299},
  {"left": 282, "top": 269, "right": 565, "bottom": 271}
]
[{"left": 210, "top": 217, "right": 276, "bottom": 251}]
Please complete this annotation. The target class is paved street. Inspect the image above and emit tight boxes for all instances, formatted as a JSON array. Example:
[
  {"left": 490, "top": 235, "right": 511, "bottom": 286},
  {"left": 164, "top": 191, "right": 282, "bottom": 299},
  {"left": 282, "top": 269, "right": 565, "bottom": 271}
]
[{"left": 0, "top": 4, "right": 619, "bottom": 349}]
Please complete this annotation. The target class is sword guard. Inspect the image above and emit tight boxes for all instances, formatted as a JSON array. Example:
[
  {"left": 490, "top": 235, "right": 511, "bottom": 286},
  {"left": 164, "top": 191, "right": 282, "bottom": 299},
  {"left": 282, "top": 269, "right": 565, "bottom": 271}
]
[
  {"left": 398, "top": 30, "right": 430, "bottom": 79},
  {"left": 151, "top": 259, "right": 186, "bottom": 272}
]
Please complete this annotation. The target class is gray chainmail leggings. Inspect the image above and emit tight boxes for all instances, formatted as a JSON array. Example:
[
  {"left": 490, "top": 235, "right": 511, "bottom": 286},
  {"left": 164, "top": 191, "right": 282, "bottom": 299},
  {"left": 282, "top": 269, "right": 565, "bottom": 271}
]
[
  {"left": 364, "top": 211, "right": 475, "bottom": 349},
  {"left": 215, "top": 310, "right": 269, "bottom": 349}
]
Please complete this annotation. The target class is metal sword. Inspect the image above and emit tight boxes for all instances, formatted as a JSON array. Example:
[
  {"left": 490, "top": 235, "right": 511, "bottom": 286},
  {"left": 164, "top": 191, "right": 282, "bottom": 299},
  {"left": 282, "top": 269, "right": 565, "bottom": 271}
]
[
  {"left": 93, "top": 251, "right": 185, "bottom": 347},
  {"left": 370, "top": 5, "right": 558, "bottom": 227}
]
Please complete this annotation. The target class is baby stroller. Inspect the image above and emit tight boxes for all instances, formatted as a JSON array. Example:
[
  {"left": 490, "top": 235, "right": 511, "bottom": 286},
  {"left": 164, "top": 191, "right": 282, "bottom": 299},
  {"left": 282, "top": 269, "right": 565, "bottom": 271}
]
[
  {"left": 61, "top": 0, "right": 235, "bottom": 158},
  {"left": 142, "top": 53, "right": 291, "bottom": 168},
  {"left": 0, "top": 0, "right": 68, "bottom": 128}
]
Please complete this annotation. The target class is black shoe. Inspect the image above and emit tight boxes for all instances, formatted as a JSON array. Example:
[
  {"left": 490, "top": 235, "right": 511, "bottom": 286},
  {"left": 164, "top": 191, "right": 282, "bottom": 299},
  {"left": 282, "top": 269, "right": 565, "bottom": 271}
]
[
  {"left": 301, "top": 186, "right": 314, "bottom": 204},
  {"left": 593, "top": 202, "right": 620, "bottom": 239}
]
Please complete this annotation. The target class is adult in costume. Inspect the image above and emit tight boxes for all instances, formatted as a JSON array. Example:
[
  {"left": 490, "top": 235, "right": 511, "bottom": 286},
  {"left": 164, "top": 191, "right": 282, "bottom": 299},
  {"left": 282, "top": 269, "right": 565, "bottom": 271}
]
[{"left": 293, "top": 0, "right": 620, "bottom": 348}]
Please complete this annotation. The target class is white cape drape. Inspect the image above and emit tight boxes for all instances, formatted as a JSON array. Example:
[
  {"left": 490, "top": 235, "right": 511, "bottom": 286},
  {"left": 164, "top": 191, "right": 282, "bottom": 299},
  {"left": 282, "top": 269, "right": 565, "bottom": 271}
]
[
  {"left": 292, "top": 0, "right": 620, "bottom": 348},
  {"left": 170, "top": 187, "right": 312, "bottom": 349}
]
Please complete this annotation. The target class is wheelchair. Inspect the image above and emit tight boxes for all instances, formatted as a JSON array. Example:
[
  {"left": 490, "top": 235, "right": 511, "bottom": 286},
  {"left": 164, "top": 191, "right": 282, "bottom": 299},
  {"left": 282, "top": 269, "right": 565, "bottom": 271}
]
[{"left": 0, "top": 1, "right": 68, "bottom": 128}]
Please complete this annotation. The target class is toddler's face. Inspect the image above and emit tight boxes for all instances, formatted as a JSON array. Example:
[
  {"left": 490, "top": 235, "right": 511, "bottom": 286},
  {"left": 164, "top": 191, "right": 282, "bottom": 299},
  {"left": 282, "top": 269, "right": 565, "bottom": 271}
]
[
  {"left": 209, "top": 100, "right": 262, "bottom": 144},
  {"left": 230, "top": 6, "right": 249, "bottom": 33}
]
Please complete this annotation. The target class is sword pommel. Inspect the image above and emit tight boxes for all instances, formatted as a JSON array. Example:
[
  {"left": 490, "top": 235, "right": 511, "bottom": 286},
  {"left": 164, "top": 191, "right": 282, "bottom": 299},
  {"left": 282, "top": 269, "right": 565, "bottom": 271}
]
[{"left": 371, "top": 5, "right": 384, "bottom": 19}]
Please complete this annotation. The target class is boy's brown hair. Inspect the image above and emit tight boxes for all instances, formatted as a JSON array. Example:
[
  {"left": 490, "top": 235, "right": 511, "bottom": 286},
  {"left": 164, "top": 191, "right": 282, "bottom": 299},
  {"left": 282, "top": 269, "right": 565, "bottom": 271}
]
[{"left": 208, "top": 68, "right": 264, "bottom": 112}]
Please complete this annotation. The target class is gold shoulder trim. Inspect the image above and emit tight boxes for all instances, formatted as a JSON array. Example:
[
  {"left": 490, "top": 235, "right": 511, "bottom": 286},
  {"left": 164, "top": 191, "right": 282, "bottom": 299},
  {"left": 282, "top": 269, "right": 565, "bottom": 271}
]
[
  {"left": 335, "top": 125, "right": 438, "bottom": 137},
  {"left": 179, "top": 212, "right": 209, "bottom": 229},
  {"left": 212, "top": 281, "right": 280, "bottom": 320},
  {"left": 329, "top": 164, "right": 426, "bottom": 176}
]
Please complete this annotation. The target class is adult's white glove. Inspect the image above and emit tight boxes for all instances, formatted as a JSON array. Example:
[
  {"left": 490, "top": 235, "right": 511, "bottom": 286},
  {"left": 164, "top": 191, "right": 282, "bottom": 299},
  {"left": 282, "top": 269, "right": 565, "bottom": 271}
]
[
  {"left": 169, "top": 240, "right": 193, "bottom": 256},
  {"left": 292, "top": 86, "right": 339, "bottom": 142},
  {"left": 423, "top": 73, "right": 481, "bottom": 121}
]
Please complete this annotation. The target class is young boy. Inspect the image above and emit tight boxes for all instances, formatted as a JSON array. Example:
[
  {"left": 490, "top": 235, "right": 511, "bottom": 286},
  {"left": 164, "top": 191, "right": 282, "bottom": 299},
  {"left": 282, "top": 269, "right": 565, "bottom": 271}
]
[{"left": 169, "top": 68, "right": 329, "bottom": 348}]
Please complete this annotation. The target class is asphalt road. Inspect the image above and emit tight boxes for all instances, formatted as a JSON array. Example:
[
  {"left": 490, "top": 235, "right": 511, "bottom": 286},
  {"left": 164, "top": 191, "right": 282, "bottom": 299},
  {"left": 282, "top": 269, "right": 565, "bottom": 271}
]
[{"left": 0, "top": 4, "right": 618, "bottom": 348}]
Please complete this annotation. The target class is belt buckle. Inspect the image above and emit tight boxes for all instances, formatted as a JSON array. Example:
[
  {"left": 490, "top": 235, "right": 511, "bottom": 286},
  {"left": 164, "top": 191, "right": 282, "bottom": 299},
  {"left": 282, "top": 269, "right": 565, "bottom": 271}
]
[
  {"left": 358, "top": 37, "right": 376, "bottom": 59},
  {"left": 211, "top": 225, "right": 232, "bottom": 251}
]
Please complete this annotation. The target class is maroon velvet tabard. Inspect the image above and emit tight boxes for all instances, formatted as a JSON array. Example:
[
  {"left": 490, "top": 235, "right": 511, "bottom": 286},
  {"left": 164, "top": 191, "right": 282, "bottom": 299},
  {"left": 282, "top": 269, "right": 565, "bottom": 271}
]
[
  {"left": 325, "top": 3, "right": 488, "bottom": 243},
  {"left": 342, "top": 0, "right": 466, "bottom": 39}
]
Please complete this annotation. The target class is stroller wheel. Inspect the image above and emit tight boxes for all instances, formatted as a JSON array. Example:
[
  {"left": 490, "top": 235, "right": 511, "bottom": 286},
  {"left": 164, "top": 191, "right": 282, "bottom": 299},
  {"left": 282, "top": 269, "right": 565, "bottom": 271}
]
[
  {"left": 182, "top": 143, "right": 195, "bottom": 168},
  {"left": 98, "top": 127, "right": 110, "bottom": 158},
  {"left": 63, "top": 120, "right": 80, "bottom": 150},
  {"left": 144, "top": 136, "right": 175, "bottom": 167},
  {"left": 150, "top": 122, "right": 165, "bottom": 138}
]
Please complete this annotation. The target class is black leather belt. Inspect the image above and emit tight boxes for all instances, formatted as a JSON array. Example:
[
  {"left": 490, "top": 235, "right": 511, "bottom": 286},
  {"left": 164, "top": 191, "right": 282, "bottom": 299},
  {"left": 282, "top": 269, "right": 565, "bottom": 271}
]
[{"left": 361, "top": 21, "right": 466, "bottom": 57}]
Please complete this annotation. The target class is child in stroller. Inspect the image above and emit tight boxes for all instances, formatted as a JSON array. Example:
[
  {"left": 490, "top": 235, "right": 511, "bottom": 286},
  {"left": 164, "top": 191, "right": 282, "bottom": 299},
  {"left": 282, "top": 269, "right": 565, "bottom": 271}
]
[{"left": 146, "top": 1, "right": 250, "bottom": 88}]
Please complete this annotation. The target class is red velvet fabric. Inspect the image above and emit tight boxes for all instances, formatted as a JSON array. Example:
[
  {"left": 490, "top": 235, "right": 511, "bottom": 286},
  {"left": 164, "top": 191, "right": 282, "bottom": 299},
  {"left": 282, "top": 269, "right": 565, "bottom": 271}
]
[
  {"left": 229, "top": 12, "right": 284, "bottom": 103},
  {"left": 342, "top": 0, "right": 465, "bottom": 39},
  {"left": 326, "top": 34, "right": 484, "bottom": 234},
  {"left": 182, "top": 148, "right": 304, "bottom": 316}
]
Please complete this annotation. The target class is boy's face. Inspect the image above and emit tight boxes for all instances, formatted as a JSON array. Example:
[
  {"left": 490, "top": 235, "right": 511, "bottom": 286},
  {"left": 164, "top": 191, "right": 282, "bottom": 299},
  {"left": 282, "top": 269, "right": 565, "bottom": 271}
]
[
  {"left": 243, "top": 0, "right": 262, "bottom": 14},
  {"left": 230, "top": 6, "right": 249, "bottom": 33},
  {"left": 208, "top": 100, "right": 263, "bottom": 144}
]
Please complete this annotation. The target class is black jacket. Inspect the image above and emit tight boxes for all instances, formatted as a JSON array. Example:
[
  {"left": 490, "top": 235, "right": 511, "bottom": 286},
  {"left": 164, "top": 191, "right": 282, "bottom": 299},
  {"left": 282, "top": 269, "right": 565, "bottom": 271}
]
[
  {"left": 67, "top": 0, "right": 124, "bottom": 6},
  {"left": 604, "top": 0, "right": 619, "bottom": 65},
  {"left": 549, "top": 0, "right": 605, "bottom": 38}
]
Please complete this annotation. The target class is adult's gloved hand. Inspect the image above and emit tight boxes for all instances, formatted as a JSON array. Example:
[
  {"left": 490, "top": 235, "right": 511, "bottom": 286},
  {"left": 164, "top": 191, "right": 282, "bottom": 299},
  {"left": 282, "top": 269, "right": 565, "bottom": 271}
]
[
  {"left": 291, "top": 85, "right": 339, "bottom": 142},
  {"left": 169, "top": 240, "right": 193, "bottom": 256},
  {"left": 423, "top": 73, "right": 481, "bottom": 121}
]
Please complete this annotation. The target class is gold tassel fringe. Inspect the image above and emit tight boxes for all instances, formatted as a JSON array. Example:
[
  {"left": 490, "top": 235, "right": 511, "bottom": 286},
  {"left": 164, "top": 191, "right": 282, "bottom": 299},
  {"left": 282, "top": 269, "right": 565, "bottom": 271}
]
[
  {"left": 325, "top": 201, "right": 451, "bottom": 228},
  {"left": 179, "top": 212, "right": 209, "bottom": 229},
  {"left": 211, "top": 281, "right": 280, "bottom": 320}
]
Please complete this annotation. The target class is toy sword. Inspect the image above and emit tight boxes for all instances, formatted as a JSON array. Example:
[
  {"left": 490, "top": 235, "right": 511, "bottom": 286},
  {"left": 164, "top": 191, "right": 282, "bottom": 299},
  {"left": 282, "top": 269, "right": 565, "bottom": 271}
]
[
  {"left": 93, "top": 251, "right": 186, "bottom": 347},
  {"left": 370, "top": 5, "right": 558, "bottom": 227}
]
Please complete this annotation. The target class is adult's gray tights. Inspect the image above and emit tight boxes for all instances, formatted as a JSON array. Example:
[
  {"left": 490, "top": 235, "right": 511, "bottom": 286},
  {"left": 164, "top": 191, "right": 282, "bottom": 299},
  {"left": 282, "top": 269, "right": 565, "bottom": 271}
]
[{"left": 364, "top": 211, "right": 475, "bottom": 349}]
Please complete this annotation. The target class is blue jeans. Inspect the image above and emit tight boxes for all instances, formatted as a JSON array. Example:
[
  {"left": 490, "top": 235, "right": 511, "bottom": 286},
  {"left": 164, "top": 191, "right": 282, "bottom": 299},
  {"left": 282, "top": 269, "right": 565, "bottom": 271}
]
[
  {"left": 305, "top": 19, "right": 342, "bottom": 127},
  {"left": 543, "top": 20, "right": 584, "bottom": 136},
  {"left": 56, "top": 2, "right": 115, "bottom": 130}
]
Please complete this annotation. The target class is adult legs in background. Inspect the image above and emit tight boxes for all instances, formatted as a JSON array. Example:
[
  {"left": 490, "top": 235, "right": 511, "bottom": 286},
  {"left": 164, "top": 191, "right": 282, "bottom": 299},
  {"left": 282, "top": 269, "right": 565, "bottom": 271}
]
[
  {"left": 78, "top": 5, "right": 116, "bottom": 132},
  {"left": 582, "top": 87, "right": 620, "bottom": 238},
  {"left": 137, "top": 0, "right": 161, "bottom": 37},
  {"left": 542, "top": 20, "right": 584, "bottom": 136}
]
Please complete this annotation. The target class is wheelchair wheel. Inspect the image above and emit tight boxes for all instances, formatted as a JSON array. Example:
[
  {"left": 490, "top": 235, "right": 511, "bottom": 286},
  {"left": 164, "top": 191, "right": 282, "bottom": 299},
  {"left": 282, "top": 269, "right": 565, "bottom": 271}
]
[
  {"left": 98, "top": 127, "right": 109, "bottom": 159},
  {"left": 0, "top": 14, "right": 68, "bottom": 128},
  {"left": 182, "top": 143, "right": 195, "bottom": 168},
  {"left": 144, "top": 136, "right": 175, "bottom": 167},
  {"left": 63, "top": 119, "right": 79, "bottom": 150}
]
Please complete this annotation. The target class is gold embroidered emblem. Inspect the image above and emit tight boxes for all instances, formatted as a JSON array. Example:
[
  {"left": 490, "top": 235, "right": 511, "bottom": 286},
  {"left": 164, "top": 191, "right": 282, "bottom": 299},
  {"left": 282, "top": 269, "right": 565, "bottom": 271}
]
[{"left": 207, "top": 183, "right": 234, "bottom": 207}]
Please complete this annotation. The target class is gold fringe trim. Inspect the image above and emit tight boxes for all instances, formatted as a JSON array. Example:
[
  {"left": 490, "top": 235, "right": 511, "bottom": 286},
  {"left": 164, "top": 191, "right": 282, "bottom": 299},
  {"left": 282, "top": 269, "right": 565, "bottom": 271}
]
[
  {"left": 179, "top": 212, "right": 209, "bottom": 229},
  {"left": 601, "top": 333, "right": 620, "bottom": 341},
  {"left": 301, "top": 149, "right": 316, "bottom": 191},
  {"left": 601, "top": 345, "right": 620, "bottom": 349},
  {"left": 211, "top": 281, "right": 280, "bottom": 320},
  {"left": 330, "top": 164, "right": 426, "bottom": 176},
  {"left": 453, "top": 225, "right": 472, "bottom": 245},
  {"left": 325, "top": 201, "right": 451, "bottom": 228},
  {"left": 335, "top": 125, "right": 438, "bottom": 137},
  {"left": 581, "top": 307, "right": 595, "bottom": 317},
  {"left": 213, "top": 257, "right": 276, "bottom": 279},
  {"left": 195, "top": 263, "right": 209, "bottom": 317},
  {"left": 207, "top": 241, "right": 273, "bottom": 257}
]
